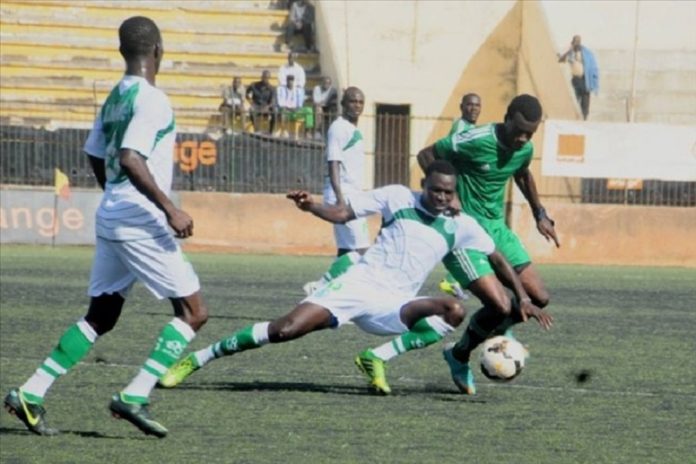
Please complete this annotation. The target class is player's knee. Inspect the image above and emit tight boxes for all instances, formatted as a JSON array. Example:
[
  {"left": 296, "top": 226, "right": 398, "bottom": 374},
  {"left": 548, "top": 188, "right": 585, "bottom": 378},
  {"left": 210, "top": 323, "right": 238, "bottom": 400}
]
[
  {"left": 443, "top": 300, "right": 466, "bottom": 327},
  {"left": 534, "top": 291, "right": 550, "bottom": 309},
  {"left": 269, "top": 319, "right": 301, "bottom": 342},
  {"left": 86, "top": 293, "right": 124, "bottom": 335},
  {"left": 188, "top": 303, "right": 209, "bottom": 331}
]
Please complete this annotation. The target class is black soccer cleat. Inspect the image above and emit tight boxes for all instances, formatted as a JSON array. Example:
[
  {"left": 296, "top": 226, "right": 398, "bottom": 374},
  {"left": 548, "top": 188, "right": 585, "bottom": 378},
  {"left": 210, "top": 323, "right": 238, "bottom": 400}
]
[
  {"left": 109, "top": 394, "right": 168, "bottom": 438},
  {"left": 4, "top": 388, "right": 58, "bottom": 436}
]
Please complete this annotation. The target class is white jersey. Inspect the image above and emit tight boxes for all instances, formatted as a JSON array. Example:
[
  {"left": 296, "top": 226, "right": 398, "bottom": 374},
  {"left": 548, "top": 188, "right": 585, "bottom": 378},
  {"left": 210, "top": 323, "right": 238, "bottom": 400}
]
[
  {"left": 323, "top": 116, "right": 365, "bottom": 204},
  {"left": 84, "top": 75, "right": 176, "bottom": 241},
  {"left": 345, "top": 185, "right": 495, "bottom": 297}
]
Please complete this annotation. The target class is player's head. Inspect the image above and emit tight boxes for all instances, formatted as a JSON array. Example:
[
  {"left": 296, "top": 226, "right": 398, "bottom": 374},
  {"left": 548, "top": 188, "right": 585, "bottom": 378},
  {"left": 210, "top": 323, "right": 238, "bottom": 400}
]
[
  {"left": 261, "top": 70, "right": 271, "bottom": 83},
  {"left": 502, "top": 94, "right": 542, "bottom": 150},
  {"left": 119, "top": 16, "right": 162, "bottom": 71},
  {"left": 341, "top": 87, "right": 365, "bottom": 123},
  {"left": 572, "top": 35, "right": 582, "bottom": 50},
  {"left": 421, "top": 160, "right": 457, "bottom": 215},
  {"left": 460, "top": 93, "right": 481, "bottom": 124}
]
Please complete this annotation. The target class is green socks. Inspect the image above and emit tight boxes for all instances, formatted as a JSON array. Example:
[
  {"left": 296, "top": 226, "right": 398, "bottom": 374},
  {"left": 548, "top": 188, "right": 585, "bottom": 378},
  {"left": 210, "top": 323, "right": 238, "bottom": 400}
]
[
  {"left": 212, "top": 322, "right": 270, "bottom": 358},
  {"left": 21, "top": 318, "right": 97, "bottom": 404},
  {"left": 370, "top": 316, "right": 455, "bottom": 362}
]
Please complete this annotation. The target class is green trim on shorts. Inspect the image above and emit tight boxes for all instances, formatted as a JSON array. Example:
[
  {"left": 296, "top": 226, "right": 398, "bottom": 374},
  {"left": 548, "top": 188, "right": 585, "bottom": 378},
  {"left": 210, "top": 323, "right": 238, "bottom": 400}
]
[{"left": 443, "top": 248, "right": 493, "bottom": 288}]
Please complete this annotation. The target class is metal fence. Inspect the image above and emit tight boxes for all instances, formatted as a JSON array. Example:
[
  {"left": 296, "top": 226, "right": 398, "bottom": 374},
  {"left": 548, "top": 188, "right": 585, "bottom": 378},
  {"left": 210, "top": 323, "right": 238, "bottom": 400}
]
[{"left": 1, "top": 109, "right": 694, "bottom": 207}]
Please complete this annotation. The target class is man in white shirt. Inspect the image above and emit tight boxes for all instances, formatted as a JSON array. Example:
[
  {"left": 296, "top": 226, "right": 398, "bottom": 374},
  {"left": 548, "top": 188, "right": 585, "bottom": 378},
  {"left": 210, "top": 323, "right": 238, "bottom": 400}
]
[
  {"left": 276, "top": 75, "right": 312, "bottom": 139},
  {"left": 278, "top": 52, "right": 306, "bottom": 90},
  {"left": 160, "top": 160, "right": 550, "bottom": 395},
  {"left": 4, "top": 16, "right": 209, "bottom": 439},
  {"left": 312, "top": 76, "right": 338, "bottom": 139}
]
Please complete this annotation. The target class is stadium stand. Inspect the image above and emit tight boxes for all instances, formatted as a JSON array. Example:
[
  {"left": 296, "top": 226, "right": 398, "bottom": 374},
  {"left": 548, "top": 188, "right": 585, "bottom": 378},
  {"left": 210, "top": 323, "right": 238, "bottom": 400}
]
[{"left": 0, "top": 0, "right": 321, "bottom": 131}]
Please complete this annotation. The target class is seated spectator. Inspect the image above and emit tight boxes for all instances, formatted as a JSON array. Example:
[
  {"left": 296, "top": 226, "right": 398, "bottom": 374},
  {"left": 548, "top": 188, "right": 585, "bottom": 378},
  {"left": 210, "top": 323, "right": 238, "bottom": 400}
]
[
  {"left": 278, "top": 52, "right": 306, "bottom": 90},
  {"left": 312, "top": 76, "right": 338, "bottom": 139},
  {"left": 285, "top": 0, "right": 315, "bottom": 52},
  {"left": 246, "top": 70, "right": 276, "bottom": 134},
  {"left": 276, "top": 75, "right": 313, "bottom": 139},
  {"left": 219, "top": 76, "right": 245, "bottom": 134}
]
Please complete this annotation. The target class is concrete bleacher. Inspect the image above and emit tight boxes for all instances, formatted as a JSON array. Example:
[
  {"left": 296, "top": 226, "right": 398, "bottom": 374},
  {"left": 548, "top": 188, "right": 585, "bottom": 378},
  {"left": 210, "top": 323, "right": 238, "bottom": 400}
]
[{"left": 0, "top": 0, "right": 321, "bottom": 131}]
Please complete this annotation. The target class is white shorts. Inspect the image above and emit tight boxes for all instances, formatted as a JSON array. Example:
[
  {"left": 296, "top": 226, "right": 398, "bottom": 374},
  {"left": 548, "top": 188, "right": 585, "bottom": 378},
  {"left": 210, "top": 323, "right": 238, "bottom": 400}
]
[
  {"left": 303, "top": 273, "right": 412, "bottom": 336},
  {"left": 88, "top": 235, "right": 200, "bottom": 300},
  {"left": 333, "top": 218, "right": 370, "bottom": 250}
]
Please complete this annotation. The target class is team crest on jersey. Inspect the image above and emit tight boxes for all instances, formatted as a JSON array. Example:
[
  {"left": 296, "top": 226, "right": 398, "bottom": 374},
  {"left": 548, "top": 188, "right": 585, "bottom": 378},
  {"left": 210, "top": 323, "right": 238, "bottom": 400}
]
[
  {"left": 480, "top": 163, "right": 491, "bottom": 172},
  {"left": 444, "top": 218, "right": 457, "bottom": 234}
]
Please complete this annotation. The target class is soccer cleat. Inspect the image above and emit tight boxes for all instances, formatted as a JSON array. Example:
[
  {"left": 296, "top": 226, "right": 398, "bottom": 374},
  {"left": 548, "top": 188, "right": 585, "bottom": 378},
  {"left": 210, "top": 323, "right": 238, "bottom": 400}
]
[
  {"left": 158, "top": 353, "right": 200, "bottom": 388},
  {"left": 4, "top": 388, "right": 58, "bottom": 436},
  {"left": 109, "top": 394, "right": 168, "bottom": 438},
  {"left": 354, "top": 350, "right": 391, "bottom": 395},
  {"left": 443, "top": 342, "right": 476, "bottom": 395},
  {"left": 438, "top": 279, "right": 468, "bottom": 300}
]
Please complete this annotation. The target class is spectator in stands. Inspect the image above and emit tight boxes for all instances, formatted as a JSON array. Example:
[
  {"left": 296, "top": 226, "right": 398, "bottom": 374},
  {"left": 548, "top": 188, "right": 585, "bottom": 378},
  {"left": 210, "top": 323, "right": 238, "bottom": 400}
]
[
  {"left": 285, "top": 0, "right": 315, "bottom": 52},
  {"left": 278, "top": 52, "right": 306, "bottom": 90},
  {"left": 219, "top": 76, "right": 245, "bottom": 134},
  {"left": 312, "top": 76, "right": 338, "bottom": 139},
  {"left": 276, "top": 75, "right": 313, "bottom": 139},
  {"left": 558, "top": 35, "right": 599, "bottom": 120},
  {"left": 246, "top": 70, "right": 276, "bottom": 134}
]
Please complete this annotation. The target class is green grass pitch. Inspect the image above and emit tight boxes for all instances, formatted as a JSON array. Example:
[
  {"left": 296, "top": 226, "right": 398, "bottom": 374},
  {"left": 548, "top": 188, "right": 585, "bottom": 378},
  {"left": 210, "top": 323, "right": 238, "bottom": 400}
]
[{"left": 1, "top": 245, "right": 695, "bottom": 463}]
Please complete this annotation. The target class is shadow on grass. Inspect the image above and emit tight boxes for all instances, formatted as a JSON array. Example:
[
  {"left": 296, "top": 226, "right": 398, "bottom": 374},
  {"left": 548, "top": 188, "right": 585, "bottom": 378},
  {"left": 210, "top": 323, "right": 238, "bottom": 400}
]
[
  {"left": 0, "top": 426, "right": 126, "bottom": 439},
  {"left": 170, "top": 380, "right": 488, "bottom": 403}
]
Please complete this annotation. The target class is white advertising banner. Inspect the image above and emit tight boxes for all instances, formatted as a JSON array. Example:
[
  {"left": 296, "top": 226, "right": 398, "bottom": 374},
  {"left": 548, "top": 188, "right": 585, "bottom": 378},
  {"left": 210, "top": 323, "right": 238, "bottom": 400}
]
[{"left": 541, "top": 120, "right": 696, "bottom": 181}]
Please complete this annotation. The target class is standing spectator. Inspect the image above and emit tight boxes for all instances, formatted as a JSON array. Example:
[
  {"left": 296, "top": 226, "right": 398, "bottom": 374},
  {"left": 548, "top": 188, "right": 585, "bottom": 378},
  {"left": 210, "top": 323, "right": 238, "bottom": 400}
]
[
  {"left": 312, "top": 76, "right": 338, "bottom": 139},
  {"left": 558, "top": 35, "right": 599, "bottom": 120},
  {"left": 246, "top": 70, "right": 276, "bottom": 134},
  {"left": 285, "top": 0, "right": 315, "bottom": 52},
  {"left": 219, "top": 76, "right": 245, "bottom": 134},
  {"left": 276, "top": 75, "right": 312, "bottom": 139},
  {"left": 278, "top": 52, "right": 306, "bottom": 90}
]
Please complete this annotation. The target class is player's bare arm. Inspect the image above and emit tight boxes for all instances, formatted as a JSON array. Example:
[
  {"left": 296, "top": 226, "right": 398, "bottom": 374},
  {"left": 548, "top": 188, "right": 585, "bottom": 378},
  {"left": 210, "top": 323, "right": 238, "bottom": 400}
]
[
  {"left": 328, "top": 160, "right": 345, "bottom": 205},
  {"left": 87, "top": 155, "right": 106, "bottom": 190},
  {"left": 513, "top": 167, "right": 560, "bottom": 248},
  {"left": 286, "top": 190, "right": 356, "bottom": 224},
  {"left": 416, "top": 144, "right": 436, "bottom": 173},
  {"left": 119, "top": 148, "right": 194, "bottom": 238}
]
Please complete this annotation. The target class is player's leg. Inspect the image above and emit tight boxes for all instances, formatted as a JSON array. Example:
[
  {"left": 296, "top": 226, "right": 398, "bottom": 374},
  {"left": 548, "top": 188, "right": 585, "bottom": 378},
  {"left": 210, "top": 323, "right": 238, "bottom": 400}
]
[
  {"left": 108, "top": 236, "right": 204, "bottom": 438},
  {"left": 303, "top": 217, "right": 369, "bottom": 295},
  {"left": 354, "top": 296, "right": 465, "bottom": 394},
  {"left": 441, "top": 248, "right": 511, "bottom": 394},
  {"left": 4, "top": 238, "right": 131, "bottom": 435}
]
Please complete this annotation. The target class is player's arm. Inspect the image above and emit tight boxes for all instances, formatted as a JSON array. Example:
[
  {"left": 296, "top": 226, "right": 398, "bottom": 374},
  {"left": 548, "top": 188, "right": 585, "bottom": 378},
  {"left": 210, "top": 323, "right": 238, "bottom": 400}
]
[
  {"left": 119, "top": 149, "right": 193, "bottom": 239},
  {"left": 514, "top": 167, "right": 560, "bottom": 248},
  {"left": 328, "top": 160, "right": 345, "bottom": 205},
  {"left": 87, "top": 155, "right": 106, "bottom": 190},
  {"left": 287, "top": 190, "right": 356, "bottom": 224},
  {"left": 487, "top": 250, "right": 553, "bottom": 330},
  {"left": 417, "top": 144, "right": 436, "bottom": 173}
]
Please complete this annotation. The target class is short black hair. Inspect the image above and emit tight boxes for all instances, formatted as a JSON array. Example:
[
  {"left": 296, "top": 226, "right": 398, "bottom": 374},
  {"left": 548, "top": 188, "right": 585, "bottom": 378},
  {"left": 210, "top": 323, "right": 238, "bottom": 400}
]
[
  {"left": 505, "top": 94, "right": 542, "bottom": 122},
  {"left": 461, "top": 93, "right": 480, "bottom": 103},
  {"left": 119, "top": 16, "right": 161, "bottom": 58},
  {"left": 425, "top": 160, "right": 457, "bottom": 178}
]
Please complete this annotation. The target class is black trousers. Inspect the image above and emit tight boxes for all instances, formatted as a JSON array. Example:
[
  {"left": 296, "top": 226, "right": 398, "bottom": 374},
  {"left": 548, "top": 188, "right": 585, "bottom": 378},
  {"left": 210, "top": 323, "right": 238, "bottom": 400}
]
[{"left": 571, "top": 75, "right": 590, "bottom": 120}]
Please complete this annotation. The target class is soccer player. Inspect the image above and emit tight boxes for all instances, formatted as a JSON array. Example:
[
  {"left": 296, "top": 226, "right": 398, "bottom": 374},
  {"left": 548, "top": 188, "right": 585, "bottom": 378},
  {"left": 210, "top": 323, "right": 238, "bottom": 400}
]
[
  {"left": 3, "top": 16, "right": 208, "bottom": 438},
  {"left": 159, "top": 161, "right": 550, "bottom": 395},
  {"left": 302, "top": 87, "right": 370, "bottom": 295},
  {"left": 448, "top": 92, "right": 482, "bottom": 136},
  {"left": 417, "top": 94, "right": 559, "bottom": 395}
]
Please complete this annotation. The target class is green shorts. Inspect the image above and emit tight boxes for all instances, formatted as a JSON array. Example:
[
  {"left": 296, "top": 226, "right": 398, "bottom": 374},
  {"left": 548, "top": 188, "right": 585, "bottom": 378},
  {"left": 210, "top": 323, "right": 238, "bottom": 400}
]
[{"left": 443, "top": 218, "right": 531, "bottom": 288}]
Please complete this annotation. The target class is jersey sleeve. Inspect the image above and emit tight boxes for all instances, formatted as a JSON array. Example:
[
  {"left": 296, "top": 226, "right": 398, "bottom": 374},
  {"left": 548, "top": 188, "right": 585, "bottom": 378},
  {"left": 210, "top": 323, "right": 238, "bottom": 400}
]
[
  {"left": 433, "top": 133, "right": 457, "bottom": 162},
  {"left": 454, "top": 214, "right": 496, "bottom": 255},
  {"left": 121, "top": 90, "right": 172, "bottom": 159},
  {"left": 83, "top": 115, "right": 106, "bottom": 159},
  {"left": 348, "top": 185, "right": 408, "bottom": 219},
  {"left": 326, "top": 122, "right": 345, "bottom": 163}
]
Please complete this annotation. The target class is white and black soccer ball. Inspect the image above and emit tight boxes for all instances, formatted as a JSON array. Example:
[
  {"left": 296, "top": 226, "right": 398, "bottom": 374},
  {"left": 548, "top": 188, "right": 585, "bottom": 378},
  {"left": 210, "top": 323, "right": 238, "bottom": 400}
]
[{"left": 479, "top": 335, "right": 528, "bottom": 381}]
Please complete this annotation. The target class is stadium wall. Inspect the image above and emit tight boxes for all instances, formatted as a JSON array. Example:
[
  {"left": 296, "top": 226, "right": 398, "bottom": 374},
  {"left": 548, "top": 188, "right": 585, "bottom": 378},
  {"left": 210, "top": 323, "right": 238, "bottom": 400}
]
[{"left": 2, "top": 188, "right": 694, "bottom": 267}]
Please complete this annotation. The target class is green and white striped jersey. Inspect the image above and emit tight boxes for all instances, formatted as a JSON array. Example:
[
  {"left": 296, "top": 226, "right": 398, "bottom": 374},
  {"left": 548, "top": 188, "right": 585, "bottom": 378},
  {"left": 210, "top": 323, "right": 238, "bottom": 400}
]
[{"left": 84, "top": 75, "right": 176, "bottom": 241}]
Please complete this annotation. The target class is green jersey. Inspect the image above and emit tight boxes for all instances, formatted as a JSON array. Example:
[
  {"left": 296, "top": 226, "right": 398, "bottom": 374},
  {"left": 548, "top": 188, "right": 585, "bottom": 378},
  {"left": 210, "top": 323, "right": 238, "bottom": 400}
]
[
  {"left": 434, "top": 123, "right": 533, "bottom": 221},
  {"left": 447, "top": 118, "right": 475, "bottom": 136}
]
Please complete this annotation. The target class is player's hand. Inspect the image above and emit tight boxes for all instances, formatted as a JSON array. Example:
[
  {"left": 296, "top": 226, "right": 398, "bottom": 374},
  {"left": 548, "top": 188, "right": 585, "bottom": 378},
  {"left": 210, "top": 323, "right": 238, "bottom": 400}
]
[
  {"left": 519, "top": 300, "right": 553, "bottom": 330},
  {"left": 286, "top": 190, "right": 313, "bottom": 211},
  {"left": 536, "top": 217, "right": 560, "bottom": 248},
  {"left": 168, "top": 208, "right": 194, "bottom": 239}
]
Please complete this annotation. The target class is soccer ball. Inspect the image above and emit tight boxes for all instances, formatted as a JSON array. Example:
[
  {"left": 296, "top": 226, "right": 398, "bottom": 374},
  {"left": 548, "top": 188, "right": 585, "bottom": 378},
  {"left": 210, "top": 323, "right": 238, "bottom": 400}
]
[{"left": 479, "top": 336, "right": 528, "bottom": 381}]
